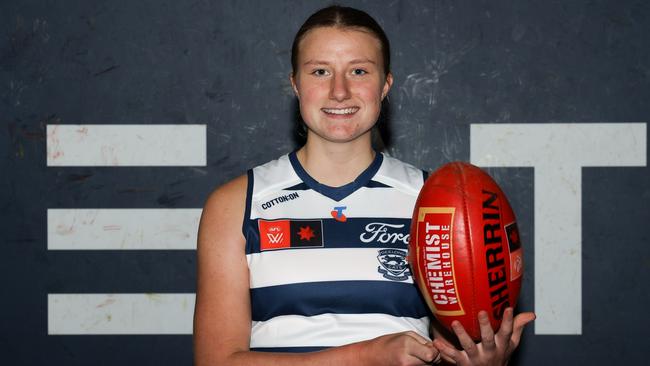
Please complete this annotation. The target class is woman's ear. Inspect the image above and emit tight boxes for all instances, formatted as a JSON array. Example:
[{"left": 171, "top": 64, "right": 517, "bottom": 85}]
[
  {"left": 381, "top": 72, "right": 393, "bottom": 100},
  {"left": 290, "top": 73, "right": 299, "bottom": 98}
]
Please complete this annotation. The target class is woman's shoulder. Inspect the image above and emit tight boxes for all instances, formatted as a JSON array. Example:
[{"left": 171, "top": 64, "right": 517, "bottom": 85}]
[
  {"left": 203, "top": 153, "right": 292, "bottom": 211},
  {"left": 202, "top": 173, "right": 248, "bottom": 215},
  {"left": 380, "top": 153, "right": 425, "bottom": 172},
  {"left": 375, "top": 153, "right": 427, "bottom": 194}
]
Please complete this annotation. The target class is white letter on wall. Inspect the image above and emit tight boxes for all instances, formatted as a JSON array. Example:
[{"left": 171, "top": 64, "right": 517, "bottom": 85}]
[{"left": 470, "top": 123, "right": 646, "bottom": 335}]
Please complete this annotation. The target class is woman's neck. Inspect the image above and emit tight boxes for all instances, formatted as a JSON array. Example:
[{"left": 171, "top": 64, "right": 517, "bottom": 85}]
[{"left": 296, "top": 136, "right": 376, "bottom": 187}]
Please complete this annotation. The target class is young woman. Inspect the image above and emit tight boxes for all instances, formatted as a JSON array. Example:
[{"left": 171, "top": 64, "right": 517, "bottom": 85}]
[{"left": 193, "top": 6, "right": 534, "bottom": 366}]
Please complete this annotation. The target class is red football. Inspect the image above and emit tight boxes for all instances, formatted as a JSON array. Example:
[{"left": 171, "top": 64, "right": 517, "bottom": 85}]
[{"left": 409, "top": 162, "right": 523, "bottom": 340}]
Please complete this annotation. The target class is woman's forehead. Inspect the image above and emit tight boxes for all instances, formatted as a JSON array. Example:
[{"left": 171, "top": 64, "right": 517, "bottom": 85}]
[{"left": 297, "top": 26, "right": 383, "bottom": 64}]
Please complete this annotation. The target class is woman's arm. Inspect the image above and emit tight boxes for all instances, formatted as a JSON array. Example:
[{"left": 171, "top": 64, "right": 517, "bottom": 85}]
[{"left": 192, "top": 174, "right": 440, "bottom": 366}]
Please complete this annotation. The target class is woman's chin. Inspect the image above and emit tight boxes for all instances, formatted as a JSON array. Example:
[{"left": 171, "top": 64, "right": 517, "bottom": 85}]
[{"left": 310, "top": 128, "right": 373, "bottom": 145}]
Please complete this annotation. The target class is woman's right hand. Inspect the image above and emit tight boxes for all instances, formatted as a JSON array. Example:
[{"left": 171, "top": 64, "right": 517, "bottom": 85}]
[{"left": 361, "top": 331, "right": 441, "bottom": 366}]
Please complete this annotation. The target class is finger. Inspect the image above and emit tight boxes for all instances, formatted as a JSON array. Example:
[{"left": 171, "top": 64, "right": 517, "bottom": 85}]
[
  {"left": 431, "top": 328, "right": 457, "bottom": 364},
  {"left": 510, "top": 312, "right": 536, "bottom": 347},
  {"left": 432, "top": 338, "right": 460, "bottom": 365},
  {"left": 451, "top": 320, "right": 479, "bottom": 358},
  {"left": 478, "top": 310, "right": 496, "bottom": 351},
  {"left": 496, "top": 307, "right": 514, "bottom": 346},
  {"left": 432, "top": 351, "right": 443, "bottom": 364},
  {"left": 406, "top": 340, "right": 439, "bottom": 364},
  {"left": 431, "top": 326, "right": 457, "bottom": 349}
]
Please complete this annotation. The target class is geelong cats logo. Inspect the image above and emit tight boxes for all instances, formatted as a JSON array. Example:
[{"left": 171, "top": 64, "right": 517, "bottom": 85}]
[{"left": 377, "top": 249, "right": 411, "bottom": 281}]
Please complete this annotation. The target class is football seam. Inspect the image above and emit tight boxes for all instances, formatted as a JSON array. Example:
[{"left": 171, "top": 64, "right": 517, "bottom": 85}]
[{"left": 458, "top": 162, "right": 479, "bottom": 339}]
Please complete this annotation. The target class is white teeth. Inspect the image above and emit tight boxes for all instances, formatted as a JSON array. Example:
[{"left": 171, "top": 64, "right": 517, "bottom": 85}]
[{"left": 322, "top": 107, "right": 358, "bottom": 115}]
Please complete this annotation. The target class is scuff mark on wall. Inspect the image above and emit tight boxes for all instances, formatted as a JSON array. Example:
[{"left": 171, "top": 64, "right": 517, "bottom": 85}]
[
  {"left": 47, "top": 124, "right": 64, "bottom": 161},
  {"left": 96, "top": 297, "right": 116, "bottom": 308},
  {"left": 93, "top": 65, "right": 120, "bottom": 77}
]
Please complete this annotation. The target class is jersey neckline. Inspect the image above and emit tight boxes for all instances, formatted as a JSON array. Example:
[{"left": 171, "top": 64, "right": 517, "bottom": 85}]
[{"left": 288, "top": 151, "right": 384, "bottom": 202}]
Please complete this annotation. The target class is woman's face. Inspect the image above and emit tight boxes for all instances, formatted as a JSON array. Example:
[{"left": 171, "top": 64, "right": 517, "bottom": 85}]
[{"left": 291, "top": 26, "right": 393, "bottom": 145}]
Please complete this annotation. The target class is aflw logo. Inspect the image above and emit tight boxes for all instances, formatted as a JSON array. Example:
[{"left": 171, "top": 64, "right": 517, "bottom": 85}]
[{"left": 266, "top": 232, "right": 284, "bottom": 244}]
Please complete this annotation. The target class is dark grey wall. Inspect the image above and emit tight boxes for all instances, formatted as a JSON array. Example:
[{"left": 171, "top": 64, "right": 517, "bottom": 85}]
[{"left": 2, "top": 0, "right": 649, "bottom": 364}]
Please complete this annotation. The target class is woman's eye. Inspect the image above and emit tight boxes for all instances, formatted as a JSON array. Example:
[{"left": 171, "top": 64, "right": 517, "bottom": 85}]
[
  {"left": 352, "top": 69, "right": 367, "bottom": 76},
  {"left": 312, "top": 69, "right": 329, "bottom": 76}
]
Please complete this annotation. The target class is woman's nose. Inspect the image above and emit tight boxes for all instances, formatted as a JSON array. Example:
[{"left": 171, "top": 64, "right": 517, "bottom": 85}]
[{"left": 329, "top": 74, "right": 351, "bottom": 101}]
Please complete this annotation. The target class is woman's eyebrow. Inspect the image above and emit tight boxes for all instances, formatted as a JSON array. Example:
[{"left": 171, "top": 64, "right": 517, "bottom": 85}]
[
  {"left": 349, "top": 58, "right": 376, "bottom": 65},
  {"left": 302, "top": 59, "right": 330, "bottom": 66},
  {"left": 302, "top": 58, "right": 376, "bottom": 66}
]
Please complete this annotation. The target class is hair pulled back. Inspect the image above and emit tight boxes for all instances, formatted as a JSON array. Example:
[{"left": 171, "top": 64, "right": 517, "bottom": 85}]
[{"left": 291, "top": 5, "right": 391, "bottom": 76}]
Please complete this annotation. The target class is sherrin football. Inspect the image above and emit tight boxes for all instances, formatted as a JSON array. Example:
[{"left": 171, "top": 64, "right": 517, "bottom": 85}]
[{"left": 408, "top": 162, "right": 523, "bottom": 341}]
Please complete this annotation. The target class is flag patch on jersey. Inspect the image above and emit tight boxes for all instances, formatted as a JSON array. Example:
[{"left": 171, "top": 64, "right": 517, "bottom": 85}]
[{"left": 258, "top": 219, "right": 323, "bottom": 251}]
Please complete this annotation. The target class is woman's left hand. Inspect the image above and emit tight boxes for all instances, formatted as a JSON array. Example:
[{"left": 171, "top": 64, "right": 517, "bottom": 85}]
[{"left": 431, "top": 308, "right": 535, "bottom": 365}]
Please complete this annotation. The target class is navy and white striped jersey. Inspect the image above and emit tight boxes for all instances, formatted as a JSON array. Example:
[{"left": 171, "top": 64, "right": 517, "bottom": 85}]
[{"left": 243, "top": 151, "right": 431, "bottom": 352}]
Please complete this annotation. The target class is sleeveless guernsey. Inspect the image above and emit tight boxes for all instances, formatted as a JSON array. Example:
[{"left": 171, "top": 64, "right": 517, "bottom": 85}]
[{"left": 243, "top": 151, "right": 431, "bottom": 352}]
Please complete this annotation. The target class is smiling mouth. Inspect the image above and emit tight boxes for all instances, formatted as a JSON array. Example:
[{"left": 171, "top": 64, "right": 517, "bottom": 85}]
[{"left": 321, "top": 107, "right": 359, "bottom": 115}]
